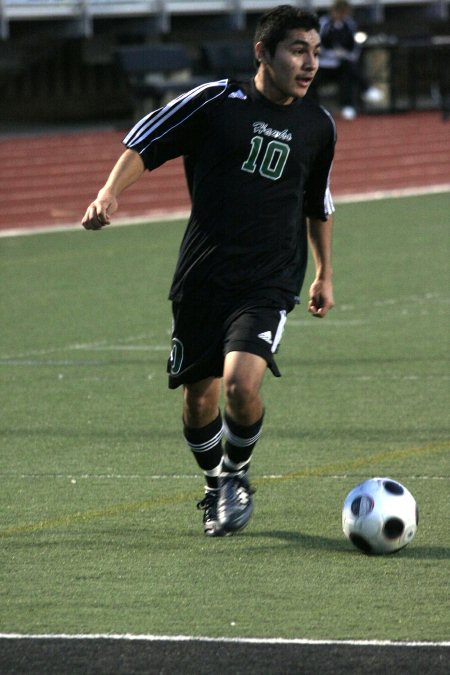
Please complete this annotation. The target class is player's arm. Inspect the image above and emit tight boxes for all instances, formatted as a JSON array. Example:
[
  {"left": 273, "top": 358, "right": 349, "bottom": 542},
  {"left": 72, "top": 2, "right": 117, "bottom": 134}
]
[
  {"left": 307, "top": 214, "right": 334, "bottom": 318},
  {"left": 82, "top": 149, "right": 145, "bottom": 230}
]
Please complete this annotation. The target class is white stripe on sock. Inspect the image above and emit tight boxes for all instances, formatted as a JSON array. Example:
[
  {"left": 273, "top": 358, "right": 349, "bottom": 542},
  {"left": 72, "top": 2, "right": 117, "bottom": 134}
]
[
  {"left": 223, "top": 420, "right": 262, "bottom": 448},
  {"left": 185, "top": 426, "right": 224, "bottom": 453}
]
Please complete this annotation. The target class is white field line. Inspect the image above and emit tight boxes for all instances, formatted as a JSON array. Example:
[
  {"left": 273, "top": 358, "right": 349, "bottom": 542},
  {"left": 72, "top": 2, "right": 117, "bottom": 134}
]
[
  {"left": 0, "top": 334, "right": 162, "bottom": 361},
  {"left": 0, "top": 184, "right": 449, "bottom": 238},
  {"left": 2, "top": 473, "right": 448, "bottom": 481},
  {"left": 2, "top": 358, "right": 448, "bottom": 381},
  {"left": 332, "top": 184, "right": 450, "bottom": 204},
  {"left": 0, "top": 291, "right": 444, "bottom": 362},
  {"left": 0, "top": 210, "right": 190, "bottom": 238},
  {"left": 0, "top": 633, "right": 449, "bottom": 647},
  {"left": 287, "top": 319, "right": 366, "bottom": 326},
  {"left": 82, "top": 345, "right": 168, "bottom": 351}
]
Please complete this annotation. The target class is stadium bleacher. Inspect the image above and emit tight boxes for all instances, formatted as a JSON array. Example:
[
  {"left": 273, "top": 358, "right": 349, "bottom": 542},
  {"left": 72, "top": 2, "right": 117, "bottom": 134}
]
[
  {"left": 0, "top": 1, "right": 448, "bottom": 124},
  {"left": 1, "top": 0, "right": 448, "bottom": 40}
]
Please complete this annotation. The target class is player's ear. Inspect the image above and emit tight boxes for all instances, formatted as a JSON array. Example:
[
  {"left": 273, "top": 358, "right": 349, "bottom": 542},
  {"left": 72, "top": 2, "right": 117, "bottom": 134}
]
[{"left": 255, "top": 41, "right": 267, "bottom": 65}]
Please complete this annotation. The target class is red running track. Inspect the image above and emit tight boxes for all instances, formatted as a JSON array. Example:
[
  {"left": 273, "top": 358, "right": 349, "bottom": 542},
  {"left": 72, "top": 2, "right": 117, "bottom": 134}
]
[{"left": 0, "top": 111, "right": 448, "bottom": 231}]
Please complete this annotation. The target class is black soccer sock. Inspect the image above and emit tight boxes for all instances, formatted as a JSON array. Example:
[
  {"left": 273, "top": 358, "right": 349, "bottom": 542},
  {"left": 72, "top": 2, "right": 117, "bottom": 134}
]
[
  {"left": 222, "top": 412, "right": 264, "bottom": 474},
  {"left": 184, "top": 413, "right": 224, "bottom": 490}
]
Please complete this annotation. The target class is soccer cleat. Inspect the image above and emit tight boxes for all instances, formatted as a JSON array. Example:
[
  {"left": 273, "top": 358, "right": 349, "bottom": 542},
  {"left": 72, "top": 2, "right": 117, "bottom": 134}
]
[
  {"left": 196, "top": 490, "right": 226, "bottom": 537},
  {"left": 218, "top": 471, "right": 255, "bottom": 534}
]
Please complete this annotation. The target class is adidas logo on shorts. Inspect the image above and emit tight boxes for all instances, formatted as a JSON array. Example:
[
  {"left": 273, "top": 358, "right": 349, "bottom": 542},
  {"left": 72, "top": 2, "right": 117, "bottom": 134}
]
[{"left": 257, "top": 331, "right": 273, "bottom": 345}]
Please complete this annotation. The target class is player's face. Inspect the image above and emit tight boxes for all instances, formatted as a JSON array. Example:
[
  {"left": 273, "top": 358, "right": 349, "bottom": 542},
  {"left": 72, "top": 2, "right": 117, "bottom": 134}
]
[{"left": 255, "top": 29, "right": 320, "bottom": 105}]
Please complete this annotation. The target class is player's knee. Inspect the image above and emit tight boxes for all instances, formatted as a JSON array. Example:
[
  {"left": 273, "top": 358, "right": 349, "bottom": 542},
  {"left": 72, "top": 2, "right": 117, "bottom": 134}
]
[{"left": 224, "top": 376, "right": 258, "bottom": 411}]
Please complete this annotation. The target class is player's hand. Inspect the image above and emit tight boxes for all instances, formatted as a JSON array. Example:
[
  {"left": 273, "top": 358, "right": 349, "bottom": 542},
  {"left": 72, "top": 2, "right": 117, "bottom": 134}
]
[
  {"left": 308, "top": 278, "right": 334, "bottom": 318},
  {"left": 81, "top": 191, "right": 118, "bottom": 230}
]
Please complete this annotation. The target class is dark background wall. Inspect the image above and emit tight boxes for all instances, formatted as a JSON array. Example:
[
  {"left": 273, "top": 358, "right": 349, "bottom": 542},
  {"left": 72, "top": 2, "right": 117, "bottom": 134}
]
[{"left": 0, "top": 1, "right": 448, "bottom": 124}]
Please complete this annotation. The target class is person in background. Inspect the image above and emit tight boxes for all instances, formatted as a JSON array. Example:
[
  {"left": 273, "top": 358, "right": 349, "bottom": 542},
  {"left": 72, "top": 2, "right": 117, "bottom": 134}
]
[{"left": 311, "top": 0, "right": 382, "bottom": 119}]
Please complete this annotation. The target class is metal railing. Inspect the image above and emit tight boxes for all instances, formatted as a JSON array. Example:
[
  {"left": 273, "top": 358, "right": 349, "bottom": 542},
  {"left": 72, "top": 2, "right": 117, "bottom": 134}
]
[{"left": 1, "top": 1, "right": 445, "bottom": 40}]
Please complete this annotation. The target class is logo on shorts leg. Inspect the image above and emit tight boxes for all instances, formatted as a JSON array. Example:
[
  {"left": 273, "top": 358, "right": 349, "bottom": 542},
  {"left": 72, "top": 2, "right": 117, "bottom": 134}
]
[
  {"left": 169, "top": 338, "right": 184, "bottom": 375},
  {"left": 257, "top": 331, "right": 273, "bottom": 345}
]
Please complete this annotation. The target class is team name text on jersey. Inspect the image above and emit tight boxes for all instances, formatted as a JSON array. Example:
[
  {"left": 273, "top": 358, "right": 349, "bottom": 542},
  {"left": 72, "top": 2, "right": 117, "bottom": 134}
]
[{"left": 252, "top": 122, "right": 293, "bottom": 142}]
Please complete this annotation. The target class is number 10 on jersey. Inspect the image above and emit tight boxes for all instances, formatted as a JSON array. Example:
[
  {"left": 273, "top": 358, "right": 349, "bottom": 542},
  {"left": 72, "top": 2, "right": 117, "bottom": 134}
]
[{"left": 241, "top": 136, "right": 290, "bottom": 181}]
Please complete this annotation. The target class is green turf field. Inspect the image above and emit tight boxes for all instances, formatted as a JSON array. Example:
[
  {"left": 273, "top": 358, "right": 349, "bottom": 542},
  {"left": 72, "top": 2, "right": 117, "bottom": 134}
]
[{"left": 1, "top": 193, "right": 449, "bottom": 640}]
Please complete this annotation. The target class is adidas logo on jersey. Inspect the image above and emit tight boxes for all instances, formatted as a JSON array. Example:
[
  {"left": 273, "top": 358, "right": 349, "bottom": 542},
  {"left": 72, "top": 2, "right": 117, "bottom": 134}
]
[
  {"left": 258, "top": 331, "right": 273, "bottom": 345},
  {"left": 228, "top": 90, "right": 247, "bottom": 100}
]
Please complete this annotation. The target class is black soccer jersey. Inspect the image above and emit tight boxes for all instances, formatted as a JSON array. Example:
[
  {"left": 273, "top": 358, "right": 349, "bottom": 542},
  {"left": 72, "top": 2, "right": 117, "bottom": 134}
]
[{"left": 123, "top": 79, "right": 335, "bottom": 305}]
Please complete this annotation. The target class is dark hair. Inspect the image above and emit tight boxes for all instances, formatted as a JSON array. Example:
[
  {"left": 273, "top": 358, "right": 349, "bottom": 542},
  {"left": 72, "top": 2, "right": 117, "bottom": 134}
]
[{"left": 254, "top": 5, "right": 320, "bottom": 57}]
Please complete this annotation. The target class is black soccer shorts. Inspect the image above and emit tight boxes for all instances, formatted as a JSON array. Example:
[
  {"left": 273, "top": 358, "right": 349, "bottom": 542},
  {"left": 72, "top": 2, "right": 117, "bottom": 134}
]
[{"left": 167, "top": 297, "right": 290, "bottom": 389}]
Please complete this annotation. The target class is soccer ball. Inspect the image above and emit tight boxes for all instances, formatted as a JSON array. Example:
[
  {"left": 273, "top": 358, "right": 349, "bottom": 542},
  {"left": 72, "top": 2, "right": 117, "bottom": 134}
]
[{"left": 342, "top": 477, "right": 418, "bottom": 555}]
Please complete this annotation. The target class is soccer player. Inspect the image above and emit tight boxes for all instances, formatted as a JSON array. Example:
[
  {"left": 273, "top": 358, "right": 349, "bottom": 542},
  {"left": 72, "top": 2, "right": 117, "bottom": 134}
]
[{"left": 82, "top": 5, "right": 336, "bottom": 536}]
